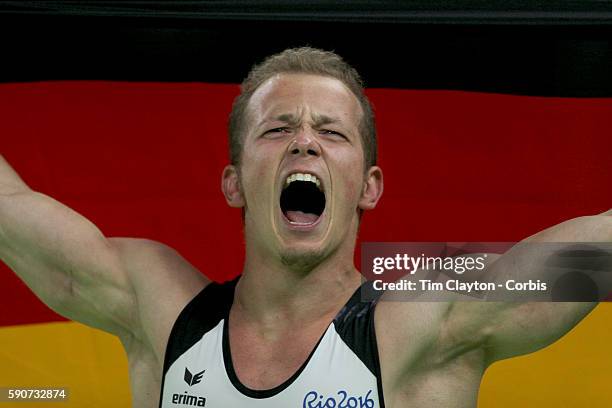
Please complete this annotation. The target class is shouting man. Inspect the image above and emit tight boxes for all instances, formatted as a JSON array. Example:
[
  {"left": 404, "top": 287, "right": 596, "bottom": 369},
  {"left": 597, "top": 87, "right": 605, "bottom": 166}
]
[{"left": 1, "top": 47, "right": 611, "bottom": 407}]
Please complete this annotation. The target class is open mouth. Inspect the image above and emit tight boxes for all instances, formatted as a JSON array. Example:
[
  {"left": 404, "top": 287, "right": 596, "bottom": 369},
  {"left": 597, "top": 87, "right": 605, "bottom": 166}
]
[{"left": 280, "top": 173, "right": 326, "bottom": 226}]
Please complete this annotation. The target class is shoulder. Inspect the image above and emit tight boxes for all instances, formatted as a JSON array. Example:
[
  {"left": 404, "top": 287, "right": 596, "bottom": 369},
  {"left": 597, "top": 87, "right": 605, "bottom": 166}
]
[
  {"left": 374, "top": 299, "right": 449, "bottom": 376},
  {"left": 110, "top": 237, "right": 209, "bottom": 289},
  {"left": 375, "top": 300, "right": 450, "bottom": 352},
  {"left": 109, "top": 238, "right": 210, "bottom": 361},
  {"left": 373, "top": 252, "right": 503, "bottom": 365}
]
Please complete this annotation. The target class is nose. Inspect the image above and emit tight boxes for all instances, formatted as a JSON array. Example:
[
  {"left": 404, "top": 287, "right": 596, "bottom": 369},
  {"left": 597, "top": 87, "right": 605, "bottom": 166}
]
[{"left": 287, "top": 129, "right": 321, "bottom": 158}]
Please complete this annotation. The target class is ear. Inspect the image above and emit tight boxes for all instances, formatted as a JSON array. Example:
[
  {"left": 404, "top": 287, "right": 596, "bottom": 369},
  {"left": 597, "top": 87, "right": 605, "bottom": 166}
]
[
  {"left": 221, "top": 165, "right": 245, "bottom": 208},
  {"left": 358, "top": 166, "right": 383, "bottom": 210}
]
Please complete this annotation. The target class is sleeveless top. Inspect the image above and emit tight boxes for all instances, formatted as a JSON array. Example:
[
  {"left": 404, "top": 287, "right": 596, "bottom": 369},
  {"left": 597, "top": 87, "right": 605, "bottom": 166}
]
[{"left": 159, "top": 278, "right": 386, "bottom": 408}]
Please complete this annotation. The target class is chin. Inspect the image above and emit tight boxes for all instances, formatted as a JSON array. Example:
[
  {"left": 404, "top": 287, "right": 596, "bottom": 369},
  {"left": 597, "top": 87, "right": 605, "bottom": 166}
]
[{"left": 279, "top": 246, "right": 329, "bottom": 273}]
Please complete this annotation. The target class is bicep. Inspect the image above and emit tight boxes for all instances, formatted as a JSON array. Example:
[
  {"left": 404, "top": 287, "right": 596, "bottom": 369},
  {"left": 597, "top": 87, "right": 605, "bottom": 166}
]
[
  {"left": 445, "top": 296, "right": 596, "bottom": 365},
  {"left": 441, "top": 250, "right": 598, "bottom": 365},
  {"left": 479, "top": 301, "right": 596, "bottom": 363},
  {"left": 0, "top": 191, "right": 136, "bottom": 336},
  {"left": 477, "top": 215, "right": 610, "bottom": 362},
  {"left": 0, "top": 190, "right": 209, "bottom": 354}
]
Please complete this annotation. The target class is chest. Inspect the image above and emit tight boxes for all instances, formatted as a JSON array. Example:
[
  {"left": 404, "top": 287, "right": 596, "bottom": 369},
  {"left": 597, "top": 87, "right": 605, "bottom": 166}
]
[
  {"left": 160, "top": 319, "right": 382, "bottom": 407},
  {"left": 228, "top": 320, "right": 325, "bottom": 390}
]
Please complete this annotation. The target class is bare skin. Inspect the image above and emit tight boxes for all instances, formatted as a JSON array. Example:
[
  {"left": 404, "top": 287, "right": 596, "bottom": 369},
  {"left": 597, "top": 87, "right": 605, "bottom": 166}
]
[{"left": 1, "top": 74, "right": 611, "bottom": 407}]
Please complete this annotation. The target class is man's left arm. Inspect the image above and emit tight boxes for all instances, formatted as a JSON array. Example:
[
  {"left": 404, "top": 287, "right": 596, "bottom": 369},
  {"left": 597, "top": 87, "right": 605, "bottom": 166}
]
[{"left": 445, "top": 211, "right": 612, "bottom": 364}]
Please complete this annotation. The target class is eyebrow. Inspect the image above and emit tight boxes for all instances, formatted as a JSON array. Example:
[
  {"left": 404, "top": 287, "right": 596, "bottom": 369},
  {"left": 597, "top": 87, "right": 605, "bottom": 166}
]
[
  {"left": 260, "top": 112, "right": 343, "bottom": 128},
  {"left": 274, "top": 113, "right": 301, "bottom": 127},
  {"left": 311, "top": 113, "right": 341, "bottom": 128}
]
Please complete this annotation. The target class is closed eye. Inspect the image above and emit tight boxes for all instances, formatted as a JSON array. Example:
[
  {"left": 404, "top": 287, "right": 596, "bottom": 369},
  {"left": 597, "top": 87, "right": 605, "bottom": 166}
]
[
  {"left": 267, "top": 127, "right": 290, "bottom": 133},
  {"left": 320, "top": 129, "right": 347, "bottom": 139},
  {"left": 263, "top": 127, "right": 292, "bottom": 138}
]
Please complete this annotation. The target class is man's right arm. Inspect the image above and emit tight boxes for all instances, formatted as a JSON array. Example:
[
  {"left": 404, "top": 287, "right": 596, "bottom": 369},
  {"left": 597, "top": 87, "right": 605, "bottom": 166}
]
[{"left": 0, "top": 154, "right": 137, "bottom": 337}]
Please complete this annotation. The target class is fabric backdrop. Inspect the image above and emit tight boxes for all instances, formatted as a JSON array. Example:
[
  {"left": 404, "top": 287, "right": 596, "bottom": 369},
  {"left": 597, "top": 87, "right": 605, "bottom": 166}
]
[{"left": 1, "top": 80, "right": 611, "bottom": 406}]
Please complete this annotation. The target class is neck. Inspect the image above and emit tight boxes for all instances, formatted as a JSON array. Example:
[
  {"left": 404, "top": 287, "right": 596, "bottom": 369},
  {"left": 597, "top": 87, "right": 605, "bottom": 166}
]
[{"left": 233, "top": 240, "right": 362, "bottom": 328}]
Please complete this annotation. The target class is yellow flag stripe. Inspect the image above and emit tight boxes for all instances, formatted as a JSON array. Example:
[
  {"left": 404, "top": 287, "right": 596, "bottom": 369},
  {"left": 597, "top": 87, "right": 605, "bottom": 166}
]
[{"left": 1, "top": 305, "right": 611, "bottom": 407}]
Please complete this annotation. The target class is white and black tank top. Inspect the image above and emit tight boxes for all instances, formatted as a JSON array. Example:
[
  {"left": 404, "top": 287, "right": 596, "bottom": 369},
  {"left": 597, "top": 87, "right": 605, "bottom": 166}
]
[{"left": 159, "top": 278, "right": 385, "bottom": 408}]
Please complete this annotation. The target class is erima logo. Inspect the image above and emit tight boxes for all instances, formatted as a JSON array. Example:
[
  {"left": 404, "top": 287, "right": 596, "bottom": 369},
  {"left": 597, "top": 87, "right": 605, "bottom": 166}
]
[
  {"left": 172, "top": 391, "right": 206, "bottom": 407},
  {"left": 184, "top": 367, "right": 205, "bottom": 386}
]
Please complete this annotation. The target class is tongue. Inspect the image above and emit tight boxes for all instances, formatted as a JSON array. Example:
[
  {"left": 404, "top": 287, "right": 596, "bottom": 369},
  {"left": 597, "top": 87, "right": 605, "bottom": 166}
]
[{"left": 285, "top": 210, "right": 319, "bottom": 224}]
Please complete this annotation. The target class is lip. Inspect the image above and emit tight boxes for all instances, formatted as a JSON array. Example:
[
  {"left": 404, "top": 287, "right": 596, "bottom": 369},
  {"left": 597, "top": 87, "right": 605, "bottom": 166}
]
[{"left": 277, "top": 168, "right": 327, "bottom": 232}]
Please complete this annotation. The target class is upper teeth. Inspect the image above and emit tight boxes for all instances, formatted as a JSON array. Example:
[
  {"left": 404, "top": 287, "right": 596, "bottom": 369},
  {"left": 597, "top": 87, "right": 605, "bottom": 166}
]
[{"left": 285, "top": 173, "right": 322, "bottom": 190}]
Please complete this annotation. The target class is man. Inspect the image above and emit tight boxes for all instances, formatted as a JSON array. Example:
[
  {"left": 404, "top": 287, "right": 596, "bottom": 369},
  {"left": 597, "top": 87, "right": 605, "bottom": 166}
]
[{"left": 0, "top": 47, "right": 610, "bottom": 407}]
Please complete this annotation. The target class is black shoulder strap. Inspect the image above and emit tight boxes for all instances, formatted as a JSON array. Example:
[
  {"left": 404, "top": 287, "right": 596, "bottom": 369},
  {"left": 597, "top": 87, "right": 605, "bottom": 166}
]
[
  {"left": 333, "top": 281, "right": 386, "bottom": 407},
  {"left": 332, "top": 281, "right": 382, "bottom": 376},
  {"left": 162, "top": 278, "right": 237, "bottom": 375}
]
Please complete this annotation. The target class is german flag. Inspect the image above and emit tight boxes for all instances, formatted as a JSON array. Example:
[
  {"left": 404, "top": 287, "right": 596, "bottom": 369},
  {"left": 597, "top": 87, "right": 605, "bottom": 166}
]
[{"left": 1, "top": 2, "right": 611, "bottom": 407}]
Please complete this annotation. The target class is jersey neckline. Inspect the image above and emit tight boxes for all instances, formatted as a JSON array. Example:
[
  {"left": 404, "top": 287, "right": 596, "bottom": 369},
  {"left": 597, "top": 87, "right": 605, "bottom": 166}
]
[{"left": 221, "top": 279, "right": 365, "bottom": 399}]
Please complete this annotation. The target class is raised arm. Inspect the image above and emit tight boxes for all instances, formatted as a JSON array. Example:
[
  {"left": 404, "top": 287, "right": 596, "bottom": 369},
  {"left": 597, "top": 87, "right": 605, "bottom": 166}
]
[
  {"left": 0, "top": 154, "right": 136, "bottom": 337},
  {"left": 446, "top": 212, "right": 612, "bottom": 364}
]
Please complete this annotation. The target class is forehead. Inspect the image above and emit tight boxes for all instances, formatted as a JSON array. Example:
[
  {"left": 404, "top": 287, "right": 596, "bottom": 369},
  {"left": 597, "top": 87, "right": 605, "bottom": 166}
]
[{"left": 246, "top": 73, "right": 363, "bottom": 129}]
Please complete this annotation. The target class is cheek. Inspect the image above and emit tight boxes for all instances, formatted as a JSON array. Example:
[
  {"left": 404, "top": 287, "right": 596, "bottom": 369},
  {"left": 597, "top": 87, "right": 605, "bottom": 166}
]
[
  {"left": 240, "top": 155, "right": 277, "bottom": 200},
  {"left": 336, "top": 153, "right": 365, "bottom": 200},
  {"left": 242, "top": 140, "right": 283, "bottom": 177},
  {"left": 335, "top": 172, "right": 365, "bottom": 209},
  {"left": 343, "top": 179, "right": 362, "bottom": 203}
]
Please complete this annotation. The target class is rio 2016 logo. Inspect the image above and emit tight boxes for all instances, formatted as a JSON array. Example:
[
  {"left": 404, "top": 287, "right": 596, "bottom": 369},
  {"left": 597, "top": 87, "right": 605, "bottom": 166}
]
[{"left": 302, "top": 389, "right": 374, "bottom": 408}]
